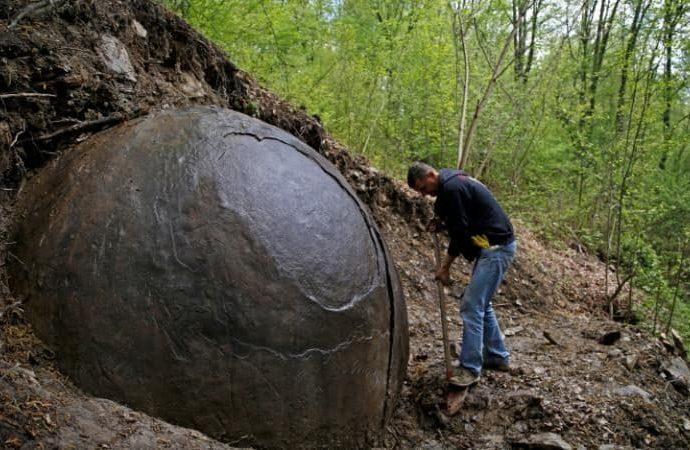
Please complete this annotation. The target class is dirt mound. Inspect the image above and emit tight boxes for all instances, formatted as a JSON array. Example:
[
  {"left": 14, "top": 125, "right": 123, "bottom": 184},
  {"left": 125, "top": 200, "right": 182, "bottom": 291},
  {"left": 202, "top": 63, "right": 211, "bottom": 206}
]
[
  {"left": 1, "top": 0, "right": 689, "bottom": 449},
  {"left": 0, "top": 0, "right": 424, "bottom": 219}
]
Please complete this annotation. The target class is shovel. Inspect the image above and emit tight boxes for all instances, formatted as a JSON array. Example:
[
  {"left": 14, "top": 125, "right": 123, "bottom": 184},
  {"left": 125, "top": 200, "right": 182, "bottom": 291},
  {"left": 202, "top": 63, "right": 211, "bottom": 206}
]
[{"left": 432, "top": 233, "right": 469, "bottom": 415}]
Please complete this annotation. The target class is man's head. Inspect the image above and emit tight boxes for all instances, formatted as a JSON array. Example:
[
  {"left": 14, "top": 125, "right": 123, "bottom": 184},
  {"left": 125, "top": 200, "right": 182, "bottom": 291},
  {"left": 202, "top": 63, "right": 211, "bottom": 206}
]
[{"left": 407, "top": 161, "right": 439, "bottom": 197}]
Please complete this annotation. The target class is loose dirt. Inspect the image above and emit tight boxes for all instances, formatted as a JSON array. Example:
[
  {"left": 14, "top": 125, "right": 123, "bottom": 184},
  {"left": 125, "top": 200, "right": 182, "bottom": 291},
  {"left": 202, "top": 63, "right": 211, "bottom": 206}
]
[{"left": 1, "top": 1, "right": 689, "bottom": 448}]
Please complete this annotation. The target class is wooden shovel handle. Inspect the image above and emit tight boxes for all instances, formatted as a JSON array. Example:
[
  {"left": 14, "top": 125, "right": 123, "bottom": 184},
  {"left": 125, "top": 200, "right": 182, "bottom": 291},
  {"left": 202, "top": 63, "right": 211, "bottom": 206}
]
[{"left": 432, "top": 233, "right": 454, "bottom": 380}]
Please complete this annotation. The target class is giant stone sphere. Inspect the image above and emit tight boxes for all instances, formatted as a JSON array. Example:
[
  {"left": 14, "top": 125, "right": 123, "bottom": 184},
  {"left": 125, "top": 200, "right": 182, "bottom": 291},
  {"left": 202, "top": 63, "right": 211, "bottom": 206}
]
[{"left": 10, "top": 107, "right": 409, "bottom": 448}]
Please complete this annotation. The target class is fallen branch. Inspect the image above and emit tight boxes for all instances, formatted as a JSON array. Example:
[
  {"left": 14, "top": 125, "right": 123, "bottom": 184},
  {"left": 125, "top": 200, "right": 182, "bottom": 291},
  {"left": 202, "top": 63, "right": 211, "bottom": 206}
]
[
  {"left": 32, "top": 114, "right": 125, "bottom": 142},
  {"left": 9, "top": 127, "right": 25, "bottom": 149},
  {"left": 8, "top": 0, "right": 67, "bottom": 29},
  {"left": 0, "top": 93, "right": 56, "bottom": 100},
  {"left": 607, "top": 272, "right": 635, "bottom": 304}
]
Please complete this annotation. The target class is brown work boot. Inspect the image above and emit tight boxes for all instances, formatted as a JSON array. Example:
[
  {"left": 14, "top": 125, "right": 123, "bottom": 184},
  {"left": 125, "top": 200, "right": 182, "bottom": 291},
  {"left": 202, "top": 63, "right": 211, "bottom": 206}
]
[
  {"left": 484, "top": 357, "right": 510, "bottom": 372},
  {"left": 449, "top": 367, "right": 480, "bottom": 387}
]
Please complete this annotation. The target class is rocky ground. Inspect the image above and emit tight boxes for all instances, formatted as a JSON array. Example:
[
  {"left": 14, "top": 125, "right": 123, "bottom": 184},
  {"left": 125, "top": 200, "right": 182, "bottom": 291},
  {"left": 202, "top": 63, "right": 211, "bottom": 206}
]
[
  {"left": 1, "top": 1, "right": 689, "bottom": 448},
  {"left": 379, "top": 215, "right": 690, "bottom": 449}
]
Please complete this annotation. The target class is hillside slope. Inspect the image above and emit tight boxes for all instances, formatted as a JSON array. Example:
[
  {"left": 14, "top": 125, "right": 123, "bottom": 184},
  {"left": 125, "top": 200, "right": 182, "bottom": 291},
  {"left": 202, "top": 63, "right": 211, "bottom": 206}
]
[{"left": 1, "top": 1, "right": 689, "bottom": 448}]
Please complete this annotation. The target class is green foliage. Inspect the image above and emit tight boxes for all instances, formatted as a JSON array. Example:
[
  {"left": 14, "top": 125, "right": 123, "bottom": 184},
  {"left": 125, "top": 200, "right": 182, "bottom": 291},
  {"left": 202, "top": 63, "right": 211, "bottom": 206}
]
[{"left": 157, "top": 0, "right": 690, "bottom": 341}]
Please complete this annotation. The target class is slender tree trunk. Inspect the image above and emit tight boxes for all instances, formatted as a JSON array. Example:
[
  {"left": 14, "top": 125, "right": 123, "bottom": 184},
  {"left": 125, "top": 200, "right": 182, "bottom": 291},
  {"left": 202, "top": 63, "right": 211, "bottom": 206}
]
[
  {"left": 614, "top": 77, "right": 649, "bottom": 277},
  {"left": 652, "top": 283, "right": 662, "bottom": 334},
  {"left": 525, "top": 0, "right": 542, "bottom": 76},
  {"left": 660, "top": 0, "right": 674, "bottom": 168},
  {"left": 615, "top": 0, "right": 649, "bottom": 134},
  {"left": 665, "top": 244, "right": 687, "bottom": 334},
  {"left": 653, "top": 260, "right": 673, "bottom": 334},
  {"left": 513, "top": 0, "right": 526, "bottom": 81},
  {"left": 449, "top": 1, "right": 471, "bottom": 170},
  {"left": 460, "top": 23, "right": 518, "bottom": 169}
]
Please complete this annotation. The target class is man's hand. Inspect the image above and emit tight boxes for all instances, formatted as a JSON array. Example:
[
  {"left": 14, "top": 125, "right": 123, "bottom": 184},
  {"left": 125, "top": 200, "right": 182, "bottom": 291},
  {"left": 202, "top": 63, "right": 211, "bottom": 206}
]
[
  {"left": 471, "top": 234, "right": 491, "bottom": 249},
  {"left": 435, "top": 267, "right": 451, "bottom": 286},
  {"left": 434, "top": 253, "right": 456, "bottom": 286}
]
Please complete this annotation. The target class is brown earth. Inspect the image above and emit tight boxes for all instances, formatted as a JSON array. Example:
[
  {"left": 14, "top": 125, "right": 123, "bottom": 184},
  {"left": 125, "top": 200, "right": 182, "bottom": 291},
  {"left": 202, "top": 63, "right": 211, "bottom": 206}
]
[{"left": 1, "top": 1, "right": 689, "bottom": 448}]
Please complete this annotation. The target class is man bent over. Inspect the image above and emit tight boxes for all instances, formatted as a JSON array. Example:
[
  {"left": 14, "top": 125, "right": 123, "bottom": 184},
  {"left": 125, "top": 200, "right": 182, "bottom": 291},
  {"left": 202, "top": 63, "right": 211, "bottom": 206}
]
[{"left": 408, "top": 162, "right": 516, "bottom": 387}]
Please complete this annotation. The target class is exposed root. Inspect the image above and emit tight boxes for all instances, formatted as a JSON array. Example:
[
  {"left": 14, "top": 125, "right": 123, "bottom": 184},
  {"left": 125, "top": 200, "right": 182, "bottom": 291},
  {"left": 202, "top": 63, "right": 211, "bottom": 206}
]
[{"left": 8, "top": 0, "right": 68, "bottom": 29}]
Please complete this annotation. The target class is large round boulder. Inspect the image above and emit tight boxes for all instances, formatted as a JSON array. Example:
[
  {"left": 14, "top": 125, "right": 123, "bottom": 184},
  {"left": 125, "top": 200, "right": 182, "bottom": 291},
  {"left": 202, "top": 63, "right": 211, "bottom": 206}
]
[{"left": 9, "top": 107, "right": 408, "bottom": 448}]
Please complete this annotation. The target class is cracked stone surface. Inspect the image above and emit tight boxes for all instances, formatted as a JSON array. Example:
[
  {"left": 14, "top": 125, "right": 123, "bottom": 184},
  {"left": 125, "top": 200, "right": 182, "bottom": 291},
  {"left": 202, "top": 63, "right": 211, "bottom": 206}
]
[{"left": 9, "top": 106, "right": 409, "bottom": 448}]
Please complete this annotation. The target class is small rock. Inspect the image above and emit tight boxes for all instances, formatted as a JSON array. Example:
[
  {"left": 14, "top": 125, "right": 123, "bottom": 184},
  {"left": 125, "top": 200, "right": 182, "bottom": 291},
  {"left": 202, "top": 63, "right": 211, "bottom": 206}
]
[
  {"left": 419, "top": 439, "right": 444, "bottom": 450},
  {"left": 598, "top": 445, "right": 634, "bottom": 450},
  {"left": 624, "top": 354, "right": 638, "bottom": 371},
  {"left": 661, "top": 357, "right": 690, "bottom": 395},
  {"left": 375, "top": 192, "right": 391, "bottom": 207},
  {"left": 607, "top": 348, "right": 623, "bottom": 358},
  {"left": 505, "top": 325, "right": 524, "bottom": 336},
  {"left": 543, "top": 330, "right": 560, "bottom": 346},
  {"left": 132, "top": 19, "right": 148, "bottom": 38},
  {"left": 671, "top": 329, "right": 687, "bottom": 358},
  {"left": 481, "top": 434, "right": 505, "bottom": 446},
  {"left": 598, "top": 330, "right": 621, "bottom": 346},
  {"left": 611, "top": 384, "right": 651, "bottom": 401},
  {"left": 659, "top": 333, "right": 676, "bottom": 353},
  {"left": 514, "top": 432, "right": 572, "bottom": 450},
  {"left": 513, "top": 420, "right": 529, "bottom": 433},
  {"left": 98, "top": 35, "right": 137, "bottom": 82},
  {"left": 682, "top": 417, "right": 690, "bottom": 431},
  {"left": 179, "top": 72, "right": 206, "bottom": 98}
]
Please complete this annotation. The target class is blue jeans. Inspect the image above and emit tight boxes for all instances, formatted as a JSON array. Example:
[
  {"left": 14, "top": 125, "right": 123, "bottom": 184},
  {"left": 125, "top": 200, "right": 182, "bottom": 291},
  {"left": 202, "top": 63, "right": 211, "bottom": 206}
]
[{"left": 458, "top": 240, "right": 516, "bottom": 375}]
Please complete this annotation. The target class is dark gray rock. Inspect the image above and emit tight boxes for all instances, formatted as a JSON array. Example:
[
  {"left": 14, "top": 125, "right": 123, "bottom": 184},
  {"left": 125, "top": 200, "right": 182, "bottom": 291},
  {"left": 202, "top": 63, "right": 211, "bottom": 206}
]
[
  {"left": 671, "top": 329, "right": 687, "bottom": 358},
  {"left": 9, "top": 107, "right": 409, "bottom": 448},
  {"left": 598, "top": 330, "right": 621, "bottom": 346},
  {"left": 661, "top": 357, "right": 690, "bottom": 395}
]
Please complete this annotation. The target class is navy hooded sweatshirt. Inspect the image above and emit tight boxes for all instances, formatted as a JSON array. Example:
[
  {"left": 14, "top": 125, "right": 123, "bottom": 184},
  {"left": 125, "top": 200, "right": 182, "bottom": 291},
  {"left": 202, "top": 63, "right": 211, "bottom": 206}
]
[{"left": 434, "top": 169, "right": 514, "bottom": 261}]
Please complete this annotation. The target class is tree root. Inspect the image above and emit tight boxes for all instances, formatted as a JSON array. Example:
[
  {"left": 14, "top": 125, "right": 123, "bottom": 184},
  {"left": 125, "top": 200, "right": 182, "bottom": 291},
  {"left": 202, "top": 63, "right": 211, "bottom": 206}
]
[
  {"left": 8, "top": 0, "right": 68, "bottom": 29},
  {"left": 31, "top": 114, "right": 125, "bottom": 143},
  {"left": 0, "top": 93, "right": 56, "bottom": 100}
]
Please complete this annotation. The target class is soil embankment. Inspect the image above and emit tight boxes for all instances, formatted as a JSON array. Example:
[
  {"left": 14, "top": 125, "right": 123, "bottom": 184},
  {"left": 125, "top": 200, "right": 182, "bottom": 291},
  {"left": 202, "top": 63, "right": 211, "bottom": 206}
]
[{"left": 1, "top": 1, "right": 689, "bottom": 448}]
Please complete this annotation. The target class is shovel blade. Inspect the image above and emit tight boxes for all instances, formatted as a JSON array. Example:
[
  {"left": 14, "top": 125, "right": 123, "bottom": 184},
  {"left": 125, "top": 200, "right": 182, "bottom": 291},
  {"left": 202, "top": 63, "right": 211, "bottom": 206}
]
[{"left": 446, "top": 387, "right": 468, "bottom": 416}]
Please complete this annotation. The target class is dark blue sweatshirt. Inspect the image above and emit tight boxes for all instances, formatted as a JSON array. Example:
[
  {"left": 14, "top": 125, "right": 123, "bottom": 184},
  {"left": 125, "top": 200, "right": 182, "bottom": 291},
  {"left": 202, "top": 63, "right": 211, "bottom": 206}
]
[{"left": 434, "top": 169, "right": 514, "bottom": 261}]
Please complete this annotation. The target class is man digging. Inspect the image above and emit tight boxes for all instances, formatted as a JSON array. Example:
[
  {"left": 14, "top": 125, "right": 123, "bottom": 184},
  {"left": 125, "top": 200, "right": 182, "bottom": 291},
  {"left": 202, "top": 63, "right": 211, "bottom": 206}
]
[{"left": 408, "top": 162, "right": 516, "bottom": 387}]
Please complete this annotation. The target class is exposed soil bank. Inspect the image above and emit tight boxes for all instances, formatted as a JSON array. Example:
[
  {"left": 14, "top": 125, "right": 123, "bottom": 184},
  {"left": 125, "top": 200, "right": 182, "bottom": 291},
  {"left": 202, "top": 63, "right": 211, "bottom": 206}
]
[{"left": 1, "top": 1, "right": 689, "bottom": 448}]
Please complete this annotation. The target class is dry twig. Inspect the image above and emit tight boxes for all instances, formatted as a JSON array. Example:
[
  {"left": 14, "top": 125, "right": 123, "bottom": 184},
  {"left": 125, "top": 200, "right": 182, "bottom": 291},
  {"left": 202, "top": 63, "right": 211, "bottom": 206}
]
[
  {"left": 9, "top": 128, "right": 24, "bottom": 150},
  {"left": 31, "top": 114, "right": 125, "bottom": 142},
  {"left": 0, "top": 92, "right": 57, "bottom": 99},
  {"left": 8, "top": 0, "right": 68, "bottom": 29},
  {"left": 0, "top": 93, "right": 56, "bottom": 100}
]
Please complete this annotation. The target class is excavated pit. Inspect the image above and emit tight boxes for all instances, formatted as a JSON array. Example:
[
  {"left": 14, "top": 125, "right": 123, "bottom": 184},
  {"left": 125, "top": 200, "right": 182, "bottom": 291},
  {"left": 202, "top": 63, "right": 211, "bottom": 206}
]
[{"left": 8, "top": 106, "right": 408, "bottom": 448}]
